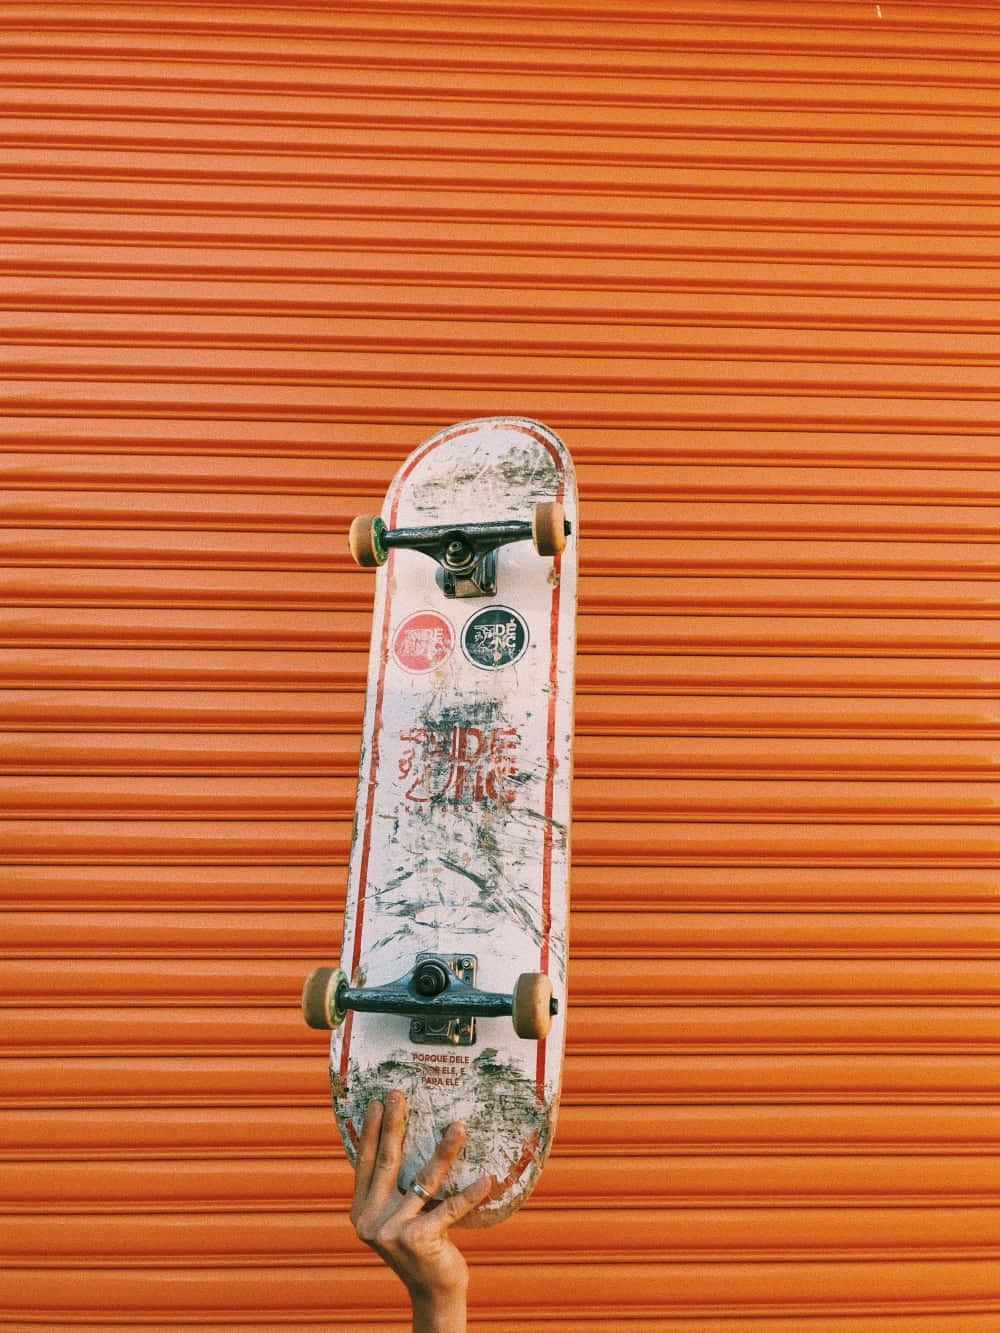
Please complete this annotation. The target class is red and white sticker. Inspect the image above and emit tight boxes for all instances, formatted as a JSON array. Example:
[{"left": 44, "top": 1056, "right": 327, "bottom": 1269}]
[{"left": 391, "top": 610, "right": 455, "bottom": 674}]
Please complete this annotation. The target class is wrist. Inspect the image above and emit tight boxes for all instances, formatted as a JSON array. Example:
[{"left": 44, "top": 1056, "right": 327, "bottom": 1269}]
[{"left": 409, "top": 1283, "right": 468, "bottom": 1333}]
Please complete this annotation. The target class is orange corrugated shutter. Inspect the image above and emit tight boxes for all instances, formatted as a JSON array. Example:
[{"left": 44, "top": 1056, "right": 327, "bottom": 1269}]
[{"left": 2, "top": 3, "right": 999, "bottom": 1328}]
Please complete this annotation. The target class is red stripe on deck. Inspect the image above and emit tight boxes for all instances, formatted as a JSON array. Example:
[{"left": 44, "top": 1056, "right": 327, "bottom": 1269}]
[{"left": 537, "top": 440, "right": 566, "bottom": 1102}]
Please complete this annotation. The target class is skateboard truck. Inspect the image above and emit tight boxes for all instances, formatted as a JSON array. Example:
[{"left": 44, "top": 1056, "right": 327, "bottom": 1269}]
[
  {"left": 302, "top": 954, "right": 557, "bottom": 1044},
  {"left": 349, "top": 502, "right": 570, "bottom": 598},
  {"left": 408, "top": 955, "right": 478, "bottom": 1046}
]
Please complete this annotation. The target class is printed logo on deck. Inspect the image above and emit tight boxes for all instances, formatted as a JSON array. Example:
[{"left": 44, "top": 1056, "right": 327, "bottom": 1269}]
[
  {"left": 392, "top": 610, "right": 455, "bottom": 674},
  {"left": 461, "top": 606, "right": 529, "bottom": 670}
]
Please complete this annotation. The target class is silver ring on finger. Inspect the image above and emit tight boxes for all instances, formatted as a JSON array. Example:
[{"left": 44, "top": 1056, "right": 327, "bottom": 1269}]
[{"left": 409, "top": 1178, "right": 434, "bottom": 1203}]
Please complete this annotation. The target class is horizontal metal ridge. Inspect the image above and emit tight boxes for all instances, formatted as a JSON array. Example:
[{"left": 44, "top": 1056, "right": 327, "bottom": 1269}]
[
  {"left": 3, "top": 1052, "right": 1000, "bottom": 1108},
  {"left": 4, "top": 88, "right": 999, "bottom": 149},
  {"left": 2, "top": 774, "right": 999, "bottom": 819},
  {"left": 5, "top": 4, "right": 1000, "bottom": 47},
  {"left": 3, "top": 260, "right": 999, "bottom": 305},
  {"left": 5, "top": 1003, "right": 1000, "bottom": 1057},
  {"left": 4, "top": 311, "right": 1000, "bottom": 356},
  {"left": 6, "top": 907, "right": 999, "bottom": 959},
  {"left": 0, "top": 690, "right": 363, "bottom": 729},
  {"left": 4, "top": 1204, "right": 1000, "bottom": 1267},
  {"left": 0, "top": 0, "right": 995, "bottom": 31},
  {"left": 1, "top": 691, "right": 999, "bottom": 736},
  {"left": 4, "top": 157, "right": 1000, "bottom": 210},
  {"left": 0, "top": 208, "right": 970, "bottom": 254},
  {"left": 1, "top": 1257, "right": 1000, "bottom": 1323},
  {"left": 4, "top": 188, "right": 1000, "bottom": 238},
  {"left": 5, "top": 1098, "right": 1000, "bottom": 1162},
  {"left": 576, "top": 739, "right": 1000, "bottom": 779},
  {"left": 3, "top": 818, "right": 999, "bottom": 865},
  {"left": 1, "top": 420, "right": 998, "bottom": 467},
  {"left": 0, "top": 647, "right": 369, "bottom": 688},
  {"left": 5, "top": 1104, "right": 1000, "bottom": 1157},
  {"left": 3, "top": 27, "right": 1000, "bottom": 76},
  {"left": 6, "top": 244, "right": 1000, "bottom": 288},
  {"left": 2, "top": 30, "right": 1000, "bottom": 95},
  {"left": 578, "top": 696, "right": 1000, "bottom": 736},
  {"left": 5, "top": 279, "right": 1000, "bottom": 336},
  {"left": 4, "top": 385, "right": 1000, "bottom": 432},
  {"left": 5, "top": 609, "right": 1000, "bottom": 654},
  {"left": 579, "top": 543, "right": 1000, "bottom": 579},
  {"left": 7, "top": 120, "right": 1000, "bottom": 173},
  {"left": 5, "top": 346, "right": 1000, "bottom": 400},
  {"left": 5, "top": 495, "right": 1000, "bottom": 540},
  {"left": 3, "top": 1153, "right": 1000, "bottom": 1209},
  {"left": 4, "top": 571, "right": 1000, "bottom": 617},
  {"left": 1, "top": 620, "right": 987, "bottom": 663},
  {"left": 0, "top": 649, "right": 995, "bottom": 695},
  {"left": 2, "top": 864, "right": 997, "bottom": 910},
  {"left": 1, "top": 735, "right": 998, "bottom": 780},
  {"left": 0, "top": 726, "right": 921, "bottom": 774},
  {"left": 3, "top": 73, "right": 997, "bottom": 133},
  {"left": 4, "top": 957, "right": 999, "bottom": 1005}
]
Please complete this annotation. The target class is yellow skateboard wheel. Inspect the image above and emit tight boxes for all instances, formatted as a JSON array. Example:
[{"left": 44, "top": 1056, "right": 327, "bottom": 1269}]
[
  {"left": 302, "top": 966, "right": 348, "bottom": 1029},
  {"left": 511, "top": 972, "right": 554, "bottom": 1040}
]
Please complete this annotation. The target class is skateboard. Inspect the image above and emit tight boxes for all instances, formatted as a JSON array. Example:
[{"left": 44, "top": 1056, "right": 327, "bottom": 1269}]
[{"left": 303, "top": 416, "right": 577, "bottom": 1226}]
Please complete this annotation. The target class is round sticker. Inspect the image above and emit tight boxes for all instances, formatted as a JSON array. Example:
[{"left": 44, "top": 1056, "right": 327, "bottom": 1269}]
[
  {"left": 392, "top": 610, "right": 455, "bottom": 674},
  {"left": 461, "top": 605, "right": 529, "bottom": 670}
]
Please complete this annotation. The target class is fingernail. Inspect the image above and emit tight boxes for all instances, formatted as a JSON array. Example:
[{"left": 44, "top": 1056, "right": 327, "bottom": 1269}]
[{"left": 445, "top": 1121, "right": 466, "bottom": 1143}]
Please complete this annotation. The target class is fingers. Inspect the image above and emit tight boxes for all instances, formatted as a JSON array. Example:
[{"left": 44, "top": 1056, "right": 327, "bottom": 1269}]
[
  {"left": 399, "top": 1122, "right": 497, "bottom": 1231},
  {"left": 366, "top": 1089, "right": 407, "bottom": 1202},
  {"left": 351, "top": 1097, "right": 494, "bottom": 1236},
  {"left": 397, "top": 1120, "right": 468, "bottom": 1219},
  {"left": 425, "top": 1172, "right": 494, "bottom": 1232},
  {"left": 350, "top": 1099, "right": 384, "bottom": 1221}
]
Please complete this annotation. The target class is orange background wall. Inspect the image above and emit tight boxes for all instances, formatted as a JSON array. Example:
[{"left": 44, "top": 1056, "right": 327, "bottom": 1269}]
[{"left": 2, "top": 2, "right": 999, "bottom": 1328}]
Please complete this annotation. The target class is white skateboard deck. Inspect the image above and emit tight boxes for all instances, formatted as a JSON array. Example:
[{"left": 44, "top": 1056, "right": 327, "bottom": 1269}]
[{"left": 329, "top": 417, "right": 577, "bottom": 1226}]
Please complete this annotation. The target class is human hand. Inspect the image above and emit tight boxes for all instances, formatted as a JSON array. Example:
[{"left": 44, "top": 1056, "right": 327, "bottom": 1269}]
[{"left": 350, "top": 1091, "right": 492, "bottom": 1332}]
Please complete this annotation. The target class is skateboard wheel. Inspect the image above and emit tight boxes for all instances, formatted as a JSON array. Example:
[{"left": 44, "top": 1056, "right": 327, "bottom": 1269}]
[
  {"left": 531, "top": 501, "right": 567, "bottom": 557},
  {"left": 302, "top": 966, "right": 348, "bottom": 1030},
  {"left": 349, "top": 515, "right": 388, "bottom": 568},
  {"left": 511, "top": 972, "right": 554, "bottom": 1040}
]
